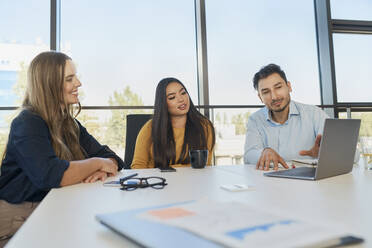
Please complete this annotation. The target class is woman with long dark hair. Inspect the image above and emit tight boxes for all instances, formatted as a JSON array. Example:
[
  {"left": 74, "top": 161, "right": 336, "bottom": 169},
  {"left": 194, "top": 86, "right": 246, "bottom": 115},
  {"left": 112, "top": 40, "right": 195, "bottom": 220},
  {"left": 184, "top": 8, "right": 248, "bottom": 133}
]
[
  {"left": 0, "top": 51, "right": 124, "bottom": 246},
  {"left": 131, "top": 77, "right": 215, "bottom": 169}
]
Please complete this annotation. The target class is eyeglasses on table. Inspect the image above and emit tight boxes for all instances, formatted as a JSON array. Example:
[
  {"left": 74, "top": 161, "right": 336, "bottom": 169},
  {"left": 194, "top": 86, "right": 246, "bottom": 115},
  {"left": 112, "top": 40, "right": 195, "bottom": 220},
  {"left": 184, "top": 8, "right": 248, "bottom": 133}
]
[{"left": 120, "top": 176, "right": 168, "bottom": 191}]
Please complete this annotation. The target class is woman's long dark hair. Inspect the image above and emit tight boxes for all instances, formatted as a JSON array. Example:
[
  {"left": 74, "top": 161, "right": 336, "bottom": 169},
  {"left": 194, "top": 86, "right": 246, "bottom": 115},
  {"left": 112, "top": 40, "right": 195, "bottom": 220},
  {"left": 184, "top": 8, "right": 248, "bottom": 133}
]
[{"left": 152, "top": 78, "right": 215, "bottom": 169}]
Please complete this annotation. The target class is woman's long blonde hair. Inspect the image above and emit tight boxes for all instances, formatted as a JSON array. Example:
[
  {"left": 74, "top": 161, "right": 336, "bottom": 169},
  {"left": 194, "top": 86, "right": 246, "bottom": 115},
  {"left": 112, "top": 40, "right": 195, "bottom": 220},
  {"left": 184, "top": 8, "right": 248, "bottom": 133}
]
[{"left": 22, "top": 51, "right": 86, "bottom": 160}]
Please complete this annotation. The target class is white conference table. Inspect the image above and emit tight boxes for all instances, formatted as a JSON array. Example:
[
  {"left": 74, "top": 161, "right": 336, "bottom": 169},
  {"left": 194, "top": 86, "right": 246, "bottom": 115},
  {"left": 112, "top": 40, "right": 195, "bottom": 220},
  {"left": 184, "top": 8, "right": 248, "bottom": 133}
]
[{"left": 6, "top": 165, "right": 372, "bottom": 248}]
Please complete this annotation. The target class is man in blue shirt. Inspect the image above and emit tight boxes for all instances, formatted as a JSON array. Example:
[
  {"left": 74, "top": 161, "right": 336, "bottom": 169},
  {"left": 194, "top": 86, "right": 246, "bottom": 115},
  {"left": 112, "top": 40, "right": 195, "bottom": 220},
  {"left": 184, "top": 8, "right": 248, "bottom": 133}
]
[{"left": 244, "top": 64, "right": 328, "bottom": 170}]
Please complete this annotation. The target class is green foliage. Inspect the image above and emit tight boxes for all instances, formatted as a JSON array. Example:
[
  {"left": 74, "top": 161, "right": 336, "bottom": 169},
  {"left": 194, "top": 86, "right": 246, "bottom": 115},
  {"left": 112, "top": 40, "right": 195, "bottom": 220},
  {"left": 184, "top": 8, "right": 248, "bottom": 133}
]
[
  {"left": 223, "top": 112, "right": 228, "bottom": 125},
  {"left": 13, "top": 62, "right": 28, "bottom": 104},
  {"left": 75, "top": 91, "right": 104, "bottom": 141},
  {"left": 103, "top": 86, "right": 146, "bottom": 149},
  {"left": 214, "top": 111, "right": 251, "bottom": 136},
  {"left": 77, "top": 110, "right": 102, "bottom": 140},
  {"left": 354, "top": 113, "right": 372, "bottom": 137},
  {"left": 231, "top": 112, "right": 251, "bottom": 135},
  {"left": 0, "top": 132, "right": 7, "bottom": 160},
  {"left": 215, "top": 112, "right": 221, "bottom": 123}
]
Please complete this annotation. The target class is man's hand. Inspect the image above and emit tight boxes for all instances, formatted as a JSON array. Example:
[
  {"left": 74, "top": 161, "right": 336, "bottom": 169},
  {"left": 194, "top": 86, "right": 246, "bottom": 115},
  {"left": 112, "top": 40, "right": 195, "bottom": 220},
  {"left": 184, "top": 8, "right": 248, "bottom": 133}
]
[
  {"left": 299, "top": 134, "right": 322, "bottom": 158},
  {"left": 256, "top": 148, "right": 289, "bottom": 171}
]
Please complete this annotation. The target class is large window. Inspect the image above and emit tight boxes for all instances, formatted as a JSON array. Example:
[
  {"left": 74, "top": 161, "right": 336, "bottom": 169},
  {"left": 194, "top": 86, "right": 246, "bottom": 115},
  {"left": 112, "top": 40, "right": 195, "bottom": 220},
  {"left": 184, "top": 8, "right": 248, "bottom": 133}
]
[
  {"left": 205, "top": 0, "right": 320, "bottom": 106},
  {"left": 333, "top": 34, "right": 372, "bottom": 103}
]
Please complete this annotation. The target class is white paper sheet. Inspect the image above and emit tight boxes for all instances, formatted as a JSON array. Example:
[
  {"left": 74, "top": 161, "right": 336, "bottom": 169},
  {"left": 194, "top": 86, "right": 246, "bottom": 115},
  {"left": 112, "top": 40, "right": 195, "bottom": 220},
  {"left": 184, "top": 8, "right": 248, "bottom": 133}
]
[{"left": 138, "top": 199, "right": 351, "bottom": 248}]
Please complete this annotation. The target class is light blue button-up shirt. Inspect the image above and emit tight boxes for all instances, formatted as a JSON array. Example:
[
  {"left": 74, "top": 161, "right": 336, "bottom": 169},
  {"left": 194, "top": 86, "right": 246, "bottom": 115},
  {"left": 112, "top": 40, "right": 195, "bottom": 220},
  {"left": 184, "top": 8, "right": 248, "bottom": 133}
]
[{"left": 244, "top": 100, "right": 328, "bottom": 164}]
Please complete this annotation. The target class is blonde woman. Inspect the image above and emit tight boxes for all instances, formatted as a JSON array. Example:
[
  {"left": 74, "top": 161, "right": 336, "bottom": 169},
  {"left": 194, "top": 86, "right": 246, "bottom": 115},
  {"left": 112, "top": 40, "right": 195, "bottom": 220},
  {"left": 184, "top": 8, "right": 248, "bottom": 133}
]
[{"left": 0, "top": 51, "right": 124, "bottom": 246}]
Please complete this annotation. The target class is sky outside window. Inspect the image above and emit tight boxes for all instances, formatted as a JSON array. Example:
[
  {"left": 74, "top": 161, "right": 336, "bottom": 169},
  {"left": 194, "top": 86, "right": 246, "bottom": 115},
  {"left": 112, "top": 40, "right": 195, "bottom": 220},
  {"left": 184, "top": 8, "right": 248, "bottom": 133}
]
[
  {"left": 333, "top": 34, "right": 372, "bottom": 102},
  {"left": 331, "top": 0, "right": 372, "bottom": 20},
  {"left": 61, "top": 0, "right": 197, "bottom": 106},
  {"left": 206, "top": 0, "right": 321, "bottom": 105},
  {"left": 0, "top": 0, "right": 49, "bottom": 130}
]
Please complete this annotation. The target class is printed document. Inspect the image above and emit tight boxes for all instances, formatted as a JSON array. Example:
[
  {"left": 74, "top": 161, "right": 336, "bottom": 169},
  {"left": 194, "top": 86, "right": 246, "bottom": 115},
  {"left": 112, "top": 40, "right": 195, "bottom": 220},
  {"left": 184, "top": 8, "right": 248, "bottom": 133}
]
[{"left": 138, "top": 199, "right": 352, "bottom": 248}]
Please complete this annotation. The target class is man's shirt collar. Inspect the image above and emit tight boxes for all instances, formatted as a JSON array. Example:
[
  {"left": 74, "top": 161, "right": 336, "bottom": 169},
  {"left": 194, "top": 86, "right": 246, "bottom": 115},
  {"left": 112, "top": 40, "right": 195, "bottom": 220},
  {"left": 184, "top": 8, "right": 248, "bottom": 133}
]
[{"left": 264, "top": 100, "right": 300, "bottom": 125}]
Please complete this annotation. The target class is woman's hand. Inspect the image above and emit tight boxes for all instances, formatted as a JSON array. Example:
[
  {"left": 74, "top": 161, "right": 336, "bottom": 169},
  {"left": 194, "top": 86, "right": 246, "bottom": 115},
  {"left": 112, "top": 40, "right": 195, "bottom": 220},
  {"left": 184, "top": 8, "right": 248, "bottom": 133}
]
[
  {"left": 83, "top": 171, "right": 108, "bottom": 183},
  {"left": 97, "top": 158, "right": 118, "bottom": 176},
  {"left": 61, "top": 157, "right": 118, "bottom": 187}
]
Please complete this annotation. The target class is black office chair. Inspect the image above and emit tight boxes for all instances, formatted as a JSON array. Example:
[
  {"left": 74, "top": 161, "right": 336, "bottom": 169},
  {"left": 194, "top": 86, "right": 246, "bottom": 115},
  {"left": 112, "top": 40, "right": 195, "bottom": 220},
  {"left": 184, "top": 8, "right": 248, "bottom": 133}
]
[{"left": 123, "top": 114, "right": 152, "bottom": 169}]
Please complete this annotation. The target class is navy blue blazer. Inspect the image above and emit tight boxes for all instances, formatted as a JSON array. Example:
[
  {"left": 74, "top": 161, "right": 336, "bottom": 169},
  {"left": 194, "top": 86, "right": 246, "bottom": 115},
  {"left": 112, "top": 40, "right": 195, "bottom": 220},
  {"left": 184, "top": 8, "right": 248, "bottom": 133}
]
[{"left": 0, "top": 109, "right": 124, "bottom": 203}]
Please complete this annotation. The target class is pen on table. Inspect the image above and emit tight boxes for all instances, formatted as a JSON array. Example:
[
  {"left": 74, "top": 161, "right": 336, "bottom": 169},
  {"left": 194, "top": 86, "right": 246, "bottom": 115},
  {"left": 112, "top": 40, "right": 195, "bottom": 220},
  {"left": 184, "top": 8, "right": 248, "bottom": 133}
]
[{"left": 119, "top": 173, "right": 138, "bottom": 182}]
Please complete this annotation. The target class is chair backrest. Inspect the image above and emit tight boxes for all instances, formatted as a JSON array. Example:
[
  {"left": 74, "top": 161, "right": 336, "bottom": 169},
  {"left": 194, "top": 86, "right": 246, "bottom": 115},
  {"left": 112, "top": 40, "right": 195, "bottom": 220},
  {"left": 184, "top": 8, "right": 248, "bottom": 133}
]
[{"left": 124, "top": 114, "right": 152, "bottom": 169}]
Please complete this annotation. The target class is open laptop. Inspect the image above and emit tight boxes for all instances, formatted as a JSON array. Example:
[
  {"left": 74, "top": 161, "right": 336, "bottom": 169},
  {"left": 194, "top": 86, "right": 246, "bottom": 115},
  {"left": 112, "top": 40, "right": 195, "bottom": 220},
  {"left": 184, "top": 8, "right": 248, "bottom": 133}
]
[{"left": 264, "top": 118, "right": 361, "bottom": 180}]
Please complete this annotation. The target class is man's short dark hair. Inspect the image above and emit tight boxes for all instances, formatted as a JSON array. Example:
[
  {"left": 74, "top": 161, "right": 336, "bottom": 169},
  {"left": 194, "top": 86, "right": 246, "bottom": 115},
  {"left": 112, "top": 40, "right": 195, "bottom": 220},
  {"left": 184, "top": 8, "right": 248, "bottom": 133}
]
[{"left": 253, "top": 63, "right": 288, "bottom": 90}]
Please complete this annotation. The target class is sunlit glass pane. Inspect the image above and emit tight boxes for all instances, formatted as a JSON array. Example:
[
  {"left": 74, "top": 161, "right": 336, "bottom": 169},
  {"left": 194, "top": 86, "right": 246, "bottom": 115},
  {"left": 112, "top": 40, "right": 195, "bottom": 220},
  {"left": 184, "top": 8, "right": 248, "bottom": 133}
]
[
  {"left": 206, "top": 0, "right": 320, "bottom": 105},
  {"left": 331, "top": 0, "right": 372, "bottom": 21},
  {"left": 0, "top": 0, "right": 50, "bottom": 107},
  {"left": 61, "top": 0, "right": 197, "bottom": 107},
  {"left": 333, "top": 34, "right": 372, "bottom": 102}
]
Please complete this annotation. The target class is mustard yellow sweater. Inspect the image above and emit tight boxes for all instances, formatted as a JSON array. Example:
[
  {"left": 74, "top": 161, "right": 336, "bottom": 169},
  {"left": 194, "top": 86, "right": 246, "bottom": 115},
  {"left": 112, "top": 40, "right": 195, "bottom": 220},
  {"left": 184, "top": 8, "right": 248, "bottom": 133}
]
[{"left": 131, "top": 120, "right": 214, "bottom": 169}]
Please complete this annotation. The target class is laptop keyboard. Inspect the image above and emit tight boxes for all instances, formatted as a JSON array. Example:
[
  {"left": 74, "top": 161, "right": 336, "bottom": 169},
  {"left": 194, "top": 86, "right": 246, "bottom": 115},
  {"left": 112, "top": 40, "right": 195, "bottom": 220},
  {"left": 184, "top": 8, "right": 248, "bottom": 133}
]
[{"left": 267, "top": 167, "right": 316, "bottom": 177}]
